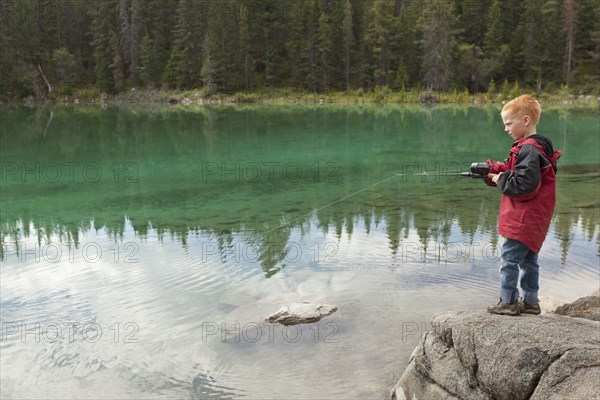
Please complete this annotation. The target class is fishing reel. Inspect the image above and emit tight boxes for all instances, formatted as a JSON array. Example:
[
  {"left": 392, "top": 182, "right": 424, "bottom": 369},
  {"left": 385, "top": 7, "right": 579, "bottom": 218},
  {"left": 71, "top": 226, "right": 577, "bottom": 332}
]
[{"left": 461, "top": 162, "right": 491, "bottom": 178}]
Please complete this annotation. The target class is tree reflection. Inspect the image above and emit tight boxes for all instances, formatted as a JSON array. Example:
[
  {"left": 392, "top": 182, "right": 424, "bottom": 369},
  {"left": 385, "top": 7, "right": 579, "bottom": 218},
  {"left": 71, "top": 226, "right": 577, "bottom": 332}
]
[{"left": 1, "top": 105, "right": 598, "bottom": 275}]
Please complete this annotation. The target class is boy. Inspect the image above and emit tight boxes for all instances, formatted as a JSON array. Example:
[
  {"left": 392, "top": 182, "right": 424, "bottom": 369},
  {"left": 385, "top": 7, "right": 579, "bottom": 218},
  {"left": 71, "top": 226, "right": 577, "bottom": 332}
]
[{"left": 485, "top": 95, "right": 562, "bottom": 316}]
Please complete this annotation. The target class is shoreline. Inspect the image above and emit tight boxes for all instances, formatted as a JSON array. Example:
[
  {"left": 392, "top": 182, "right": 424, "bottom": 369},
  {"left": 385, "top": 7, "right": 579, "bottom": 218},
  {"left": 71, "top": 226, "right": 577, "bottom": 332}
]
[{"left": 3, "top": 88, "right": 599, "bottom": 109}]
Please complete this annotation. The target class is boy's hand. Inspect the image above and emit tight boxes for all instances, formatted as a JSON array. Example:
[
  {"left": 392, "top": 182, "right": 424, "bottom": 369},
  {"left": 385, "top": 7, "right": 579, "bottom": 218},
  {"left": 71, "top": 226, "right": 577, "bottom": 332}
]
[{"left": 488, "top": 173, "right": 500, "bottom": 184}]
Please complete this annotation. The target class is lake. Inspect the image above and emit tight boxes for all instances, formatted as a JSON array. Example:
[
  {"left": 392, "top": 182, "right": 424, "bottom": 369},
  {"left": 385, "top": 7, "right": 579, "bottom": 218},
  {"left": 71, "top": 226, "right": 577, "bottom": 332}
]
[{"left": 1, "top": 104, "right": 598, "bottom": 399}]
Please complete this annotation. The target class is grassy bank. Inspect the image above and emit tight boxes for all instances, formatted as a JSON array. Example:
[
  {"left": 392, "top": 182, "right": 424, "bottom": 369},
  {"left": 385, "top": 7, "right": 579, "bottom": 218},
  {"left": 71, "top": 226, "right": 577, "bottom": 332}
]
[{"left": 5, "top": 86, "right": 600, "bottom": 108}]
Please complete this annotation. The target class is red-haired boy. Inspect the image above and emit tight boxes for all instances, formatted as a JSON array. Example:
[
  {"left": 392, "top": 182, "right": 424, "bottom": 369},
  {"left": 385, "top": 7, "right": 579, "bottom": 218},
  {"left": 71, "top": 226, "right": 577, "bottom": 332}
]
[{"left": 486, "top": 95, "right": 562, "bottom": 316}]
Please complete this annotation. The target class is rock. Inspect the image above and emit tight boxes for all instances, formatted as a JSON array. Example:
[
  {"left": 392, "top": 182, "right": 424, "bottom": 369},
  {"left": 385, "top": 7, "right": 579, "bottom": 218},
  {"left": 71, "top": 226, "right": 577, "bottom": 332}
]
[
  {"left": 420, "top": 91, "right": 440, "bottom": 104},
  {"left": 393, "top": 309, "right": 600, "bottom": 400},
  {"left": 266, "top": 302, "right": 337, "bottom": 326},
  {"left": 554, "top": 296, "right": 600, "bottom": 321}
]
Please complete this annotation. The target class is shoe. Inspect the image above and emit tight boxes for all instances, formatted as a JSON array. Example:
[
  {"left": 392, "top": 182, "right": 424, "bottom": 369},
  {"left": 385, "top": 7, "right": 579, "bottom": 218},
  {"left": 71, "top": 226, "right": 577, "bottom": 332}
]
[
  {"left": 518, "top": 299, "right": 541, "bottom": 315},
  {"left": 487, "top": 299, "right": 520, "bottom": 316}
]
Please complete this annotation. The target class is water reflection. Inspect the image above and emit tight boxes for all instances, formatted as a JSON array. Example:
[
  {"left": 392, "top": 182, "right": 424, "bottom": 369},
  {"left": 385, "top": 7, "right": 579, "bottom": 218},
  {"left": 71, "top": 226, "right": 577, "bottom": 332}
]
[
  {"left": 1, "top": 105, "right": 598, "bottom": 398},
  {"left": 2, "top": 166, "right": 598, "bottom": 274}
]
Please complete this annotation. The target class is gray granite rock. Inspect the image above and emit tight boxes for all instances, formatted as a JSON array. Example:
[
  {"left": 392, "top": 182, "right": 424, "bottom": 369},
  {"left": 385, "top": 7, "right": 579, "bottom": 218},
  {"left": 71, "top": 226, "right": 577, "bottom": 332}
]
[{"left": 392, "top": 309, "right": 600, "bottom": 400}]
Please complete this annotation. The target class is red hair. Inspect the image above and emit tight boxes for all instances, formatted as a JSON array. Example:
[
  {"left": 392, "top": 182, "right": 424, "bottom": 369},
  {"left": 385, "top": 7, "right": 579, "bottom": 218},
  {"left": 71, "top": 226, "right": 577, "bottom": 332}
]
[{"left": 502, "top": 95, "right": 541, "bottom": 124}]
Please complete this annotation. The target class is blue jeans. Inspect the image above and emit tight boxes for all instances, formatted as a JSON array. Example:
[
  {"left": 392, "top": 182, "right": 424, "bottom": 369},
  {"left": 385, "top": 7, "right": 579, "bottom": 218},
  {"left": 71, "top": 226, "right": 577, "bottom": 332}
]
[{"left": 499, "top": 238, "right": 539, "bottom": 305}]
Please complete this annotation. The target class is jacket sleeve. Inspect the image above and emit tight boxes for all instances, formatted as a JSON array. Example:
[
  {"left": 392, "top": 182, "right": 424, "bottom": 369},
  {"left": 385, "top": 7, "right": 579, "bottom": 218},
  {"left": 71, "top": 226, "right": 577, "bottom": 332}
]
[
  {"left": 484, "top": 159, "right": 508, "bottom": 186},
  {"left": 496, "top": 144, "right": 541, "bottom": 200}
]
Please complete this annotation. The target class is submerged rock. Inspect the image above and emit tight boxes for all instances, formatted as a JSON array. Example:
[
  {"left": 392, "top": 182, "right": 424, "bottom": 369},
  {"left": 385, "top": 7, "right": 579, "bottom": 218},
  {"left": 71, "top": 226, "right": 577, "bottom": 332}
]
[
  {"left": 266, "top": 302, "right": 337, "bottom": 326},
  {"left": 392, "top": 308, "right": 600, "bottom": 400}
]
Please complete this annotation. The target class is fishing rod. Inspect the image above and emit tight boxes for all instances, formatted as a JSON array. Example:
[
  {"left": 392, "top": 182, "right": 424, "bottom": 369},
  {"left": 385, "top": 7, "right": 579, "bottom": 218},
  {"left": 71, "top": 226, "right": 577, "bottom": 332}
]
[
  {"left": 264, "top": 163, "right": 490, "bottom": 234},
  {"left": 398, "top": 162, "right": 491, "bottom": 179}
]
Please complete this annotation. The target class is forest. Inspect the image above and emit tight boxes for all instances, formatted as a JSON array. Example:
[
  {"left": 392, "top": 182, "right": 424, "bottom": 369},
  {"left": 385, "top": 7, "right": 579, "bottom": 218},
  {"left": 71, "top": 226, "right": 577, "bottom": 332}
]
[{"left": 0, "top": 0, "right": 598, "bottom": 100}]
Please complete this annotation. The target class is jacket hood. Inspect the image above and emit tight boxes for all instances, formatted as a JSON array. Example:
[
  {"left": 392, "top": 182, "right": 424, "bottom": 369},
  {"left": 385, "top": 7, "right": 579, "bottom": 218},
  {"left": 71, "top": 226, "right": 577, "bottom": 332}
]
[{"left": 529, "top": 135, "right": 554, "bottom": 159}]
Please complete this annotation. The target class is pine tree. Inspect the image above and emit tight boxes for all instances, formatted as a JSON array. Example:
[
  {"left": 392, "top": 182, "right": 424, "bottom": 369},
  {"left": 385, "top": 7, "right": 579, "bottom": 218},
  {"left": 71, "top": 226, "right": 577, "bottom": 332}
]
[
  {"left": 457, "top": 0, "right": 492, "bottom": 47},
  {"left": 483, "top": 0, "right": 503, "bottom": 52},
  {"left": 72, "top": 0, "right": 95, "bottom": 80},
  {"left": 501, "top": 0, "right": 526, "bottom": 81},
  {"left": 138, "top": 0, "right": 176, "bottom": 87},
  {"left": 0, "top": 0, "right": 597, "bottom": 97},
  {"left": 419, "top": 0, "right": 459, "bottom": 91},
  {"left": 164, "top": 0, "right": 205, "bottom": 89},
  {"left": 573, "top": 0, "right": 600, "bottom": 88},
  {"left": 286, "top": 0, "right": 312, "bottom": 89},
  {"left": 341, "top": 0, "right": 353, "bottom": 91},
  {"left": 563, "top": 0, "right": 576, "bottom": 86},
  {"left": 201, "top": 1, "right": 242, "bottom": 92},
  {"left": 396, "top": 0, "right": 420, "bottom": 88},
  {"left": 364, "top": 0, "right": 399, "bottom": 87},
  {"left": 483, "top": 0, "right": 509, "bottom": 82},
  {"left": 116, "top": 0, "right": 139, "bottom": 84},
  {"left": 455, "top": 43, "right": 486, "bottom": 92},
  {"left": 91, "top": 0, "right": 119, "bottom": 93},
  {"left": 306, "top": 0, "right": 320, "bottom": 91},
  {"left": 316, "top": 10, "right": 333, "bottom": 90},
  {"left": 239, "top": 3, "right": 253, "bottom": 90},
  {"left": 250, "top": 0, "right": 288, "bottom": 87},
  {"left": 52, "top": 48, "right": 77, "bottom": 84},
  {"left": 519, "top": 0, "right": 562, "bottom": 92},
  {"left": 139, "top": 35, "right": 159, "bottom": 86},
  {"left": 0, "top": 0, "right": 19, "bottom": 96},
  {"left": 110, "top": 30, "right": 124, "bottom": 92}
]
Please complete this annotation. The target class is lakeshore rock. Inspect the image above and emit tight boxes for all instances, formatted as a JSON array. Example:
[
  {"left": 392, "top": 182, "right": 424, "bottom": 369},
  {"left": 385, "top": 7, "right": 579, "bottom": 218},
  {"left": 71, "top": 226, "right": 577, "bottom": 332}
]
[
  {"left": 554, "top": 295, "right": 600, "bottom": 321},
  {"left": 392, "top": 309, "right": 600, "bottom": 400},
  {"left": 266, "top": 302, "right": 337, "bottom": 326}
]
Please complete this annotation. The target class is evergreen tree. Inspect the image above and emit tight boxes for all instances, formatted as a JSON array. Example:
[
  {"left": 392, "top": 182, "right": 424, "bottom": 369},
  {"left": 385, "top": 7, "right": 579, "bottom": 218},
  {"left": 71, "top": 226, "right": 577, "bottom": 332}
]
[
  {"left": 91, "top": 0, "right": 119, "bottom": 93},
  {"left": 420, "top": 0, "right": 459, "bottom": 91},
  {"left": 252, "top": 0, "right": 288, "bottom": 87},
  {"left": 164, "top": 0, "right": 205, "bottom": 89},
  {"left": 239, "top": 3, "right": 253, "bottom": 90},
  {"left": 138, "top": 0, "right": 176, "bottom": 87},
  {"left": 316, "top": 10, "right": 333, "bottom": 90},
  {"left": 201, "top": 1, "right": 242, "bottom": 92},
  {"left": 286, "top": 0, "right": 312, "bottom": 89},
  {"left": 341, "top": 0, "right": 353, "bottom": 91},
  {"left": 483, "top": 0, "right": 509, "bottom": 83},
  {"left": 501, "top": 0, "right": 526, "bottom": 81},
  {"left": 52, "top": 48, "right": 78, "bottom": 84},
  {"left": 457, "top": 0, "right": 492, "bottom": 47},
  {"left": 364, "top": 0, "right": 399, "bottom": 87},
  {"left": 71, "top": 0, "right": 95, "bottom": 80},
  {"left": 139, "top": 35, "right": 159, "bottom": 86},
  {"left": 117, "top": 0, "right": 139, "bottom": 84},
  {"left": 563, "top": 0, "right": 576, "bottom": 86},
  {"left": 0, "top": 1, "right": 18, "bottom": 96},
  {"left": 573, "top": 0, "right": 600, "bottom": 88},
  {"left": 483, "top": 0, "right": 503, "bottom": 52},
  {"left": 396, "top": 0, "right": 420, "bottom": 88},
  {"left": 455, "top": 43, "right": 486, "bottom": 92},
  {"left": 0, "top": 0, "right": 597, "bottom": 97},
  {"left": 519, "top": 0, "right": 562, "bottom": 92},
  {"left": 110, "top": 30, "right": 125, "bottom": 92}
]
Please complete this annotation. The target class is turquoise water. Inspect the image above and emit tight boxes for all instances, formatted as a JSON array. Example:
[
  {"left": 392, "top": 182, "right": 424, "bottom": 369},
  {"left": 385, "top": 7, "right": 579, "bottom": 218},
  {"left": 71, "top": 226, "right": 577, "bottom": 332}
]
[{"left": 1, "top": 105, "right": 598, "bottom": 398}]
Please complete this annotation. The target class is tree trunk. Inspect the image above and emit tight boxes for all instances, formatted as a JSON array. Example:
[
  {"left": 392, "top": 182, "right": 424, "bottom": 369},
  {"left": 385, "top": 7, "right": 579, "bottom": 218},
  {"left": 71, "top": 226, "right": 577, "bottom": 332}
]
[
  {"left": 38, "top": 63, "right": 52, "bottom": 94},
  {"left": 346, "top": 44, "right": 350, "bottom": 91},
  {"left": 563, "top": 0, "right": 576, "bottom": 86},
  {"left": 130, "top": 0, "right": 139, "bottom": 83}
]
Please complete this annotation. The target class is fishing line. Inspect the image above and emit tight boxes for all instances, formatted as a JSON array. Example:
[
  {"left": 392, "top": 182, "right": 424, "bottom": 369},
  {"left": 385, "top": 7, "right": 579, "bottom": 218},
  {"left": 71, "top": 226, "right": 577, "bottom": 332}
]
[{"left": 262, "top": 172, "right": 403, "bottom": 235}]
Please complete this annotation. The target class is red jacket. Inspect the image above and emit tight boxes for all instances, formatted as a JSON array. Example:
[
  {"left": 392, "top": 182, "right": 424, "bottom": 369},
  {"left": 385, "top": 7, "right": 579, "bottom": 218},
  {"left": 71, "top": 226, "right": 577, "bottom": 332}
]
[{"left": 486, "top": 135, "right": 562, "bottom": 253}]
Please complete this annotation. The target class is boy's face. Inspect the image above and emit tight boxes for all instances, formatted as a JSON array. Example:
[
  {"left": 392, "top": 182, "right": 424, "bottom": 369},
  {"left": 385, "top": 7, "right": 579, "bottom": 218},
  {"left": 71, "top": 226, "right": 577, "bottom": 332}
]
[{"left": 501, "top": 111, "right": 532, "bottom": 140}]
